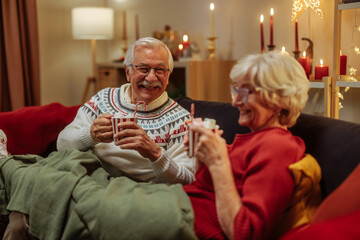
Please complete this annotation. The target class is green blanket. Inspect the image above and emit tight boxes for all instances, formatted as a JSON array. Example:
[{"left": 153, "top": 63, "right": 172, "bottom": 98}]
[{"left": 0, "top": 149, "right": 196, "bottom": 240}]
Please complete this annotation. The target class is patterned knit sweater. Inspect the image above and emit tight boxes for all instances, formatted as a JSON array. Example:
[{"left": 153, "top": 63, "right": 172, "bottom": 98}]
[{"left": 57, "top": 84, "right": 193, "bottom": 184}]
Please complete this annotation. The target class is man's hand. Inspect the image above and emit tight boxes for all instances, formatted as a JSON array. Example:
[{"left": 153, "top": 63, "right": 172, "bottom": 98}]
[
  {"left": 90, "top": 113, "right": 113, "bottom": 143},
  {"left": 114, "top": 121, "right": 162, "bottom": 161}
]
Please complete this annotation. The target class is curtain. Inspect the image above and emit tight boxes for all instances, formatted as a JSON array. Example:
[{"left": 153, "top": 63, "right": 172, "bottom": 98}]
[{"left": 0, "top": 0, "right": 40, "bottom": 112}]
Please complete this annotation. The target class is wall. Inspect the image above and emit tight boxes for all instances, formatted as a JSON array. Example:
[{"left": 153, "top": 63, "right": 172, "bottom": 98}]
[{"left": 37, "top": 0, "right": 360, "bottom": 123}]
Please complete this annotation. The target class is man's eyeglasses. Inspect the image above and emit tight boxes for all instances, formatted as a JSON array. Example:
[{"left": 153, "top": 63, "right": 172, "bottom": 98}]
[
  {"left": 130, "top": 64, "right": 170, "bottom": 77},
  {"left": 229, "top": 85, "right": 250, "bottom": 103}
]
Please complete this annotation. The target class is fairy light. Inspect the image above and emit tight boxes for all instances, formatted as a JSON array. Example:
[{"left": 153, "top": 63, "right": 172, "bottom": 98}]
[
  {"left": 348, "top": 66, "right": 357, "bottom": 76},
  {"left": 339, "top": 102, "right": 344, "bottom": 109},
  {"left": 338, "top": 92, "right": 344, "bottom": 100},
  {"left": 353, "top": 46, "right": 360, "bottom": 54},
  {"left": 291, "top": 0, "right": 323, "bottom": 22}
]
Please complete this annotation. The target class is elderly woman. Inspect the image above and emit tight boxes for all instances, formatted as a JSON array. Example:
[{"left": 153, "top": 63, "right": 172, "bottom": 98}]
[{"left": 183, "top": 50, "right": 310, "bottom": 239}]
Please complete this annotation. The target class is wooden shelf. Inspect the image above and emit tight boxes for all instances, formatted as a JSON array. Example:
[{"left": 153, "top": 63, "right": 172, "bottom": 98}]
[
  {"left": 339, "top": 2, "right": 360, "bottom": 10},
  {"left": 336, "top": 80, "right": 360, "bottom": 88},
  {"left": 309, "top": 81, "right": 325, "bottom": 88}
]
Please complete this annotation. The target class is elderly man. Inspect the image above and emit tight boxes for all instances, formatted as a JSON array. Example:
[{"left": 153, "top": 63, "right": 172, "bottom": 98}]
[{"left": 57, "top": 37, "right": 193, "bottom": 185}]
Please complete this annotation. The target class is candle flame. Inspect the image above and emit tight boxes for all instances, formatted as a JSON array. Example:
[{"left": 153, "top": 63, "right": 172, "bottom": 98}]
[
  {"left": 302, "top": 51, "right": 306, "bottom": 57},
  {"left": 320, "top": 59, "right": 324, "bottom": 65},
  {"left": 183, "top": 35, "right": 188, "bottom": 42},
  {"left": 210, "top": 3, "right": 214, "bottom": 11},
  {"left": 270, "top": 8, "right": 274, "bottom": 16},
  {"left": 282, "top": 46, "right": 285, "bottom": 52},
  {"left": 260, "top": 14, "right": 264, "bottom": 23},
  {"left": 178, "top": 44, "right": 183, "bottom": 50}
]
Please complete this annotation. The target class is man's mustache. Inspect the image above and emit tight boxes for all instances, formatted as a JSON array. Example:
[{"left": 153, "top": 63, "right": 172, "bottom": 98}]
[{"left": 138, "top": 80, "right": 162, "bottom": 88}]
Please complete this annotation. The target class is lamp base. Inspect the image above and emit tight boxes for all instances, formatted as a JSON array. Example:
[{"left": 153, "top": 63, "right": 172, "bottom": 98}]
[{"left": 81, "top": 76, "right": 96, "bottom": 104}]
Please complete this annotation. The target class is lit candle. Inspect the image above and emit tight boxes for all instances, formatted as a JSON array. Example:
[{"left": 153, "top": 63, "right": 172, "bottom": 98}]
[
  {"left": 295, "top": 21, "right": 299, "bottom": 52},
  {"left": 340, "top": 51, "right": 347, "bottom": 75},
  {"left": 298, "top": 51, "right": 311, "bottom": 79},
  {"left": 135, "top": 14, "right": 139, "bottom": 40},
  {"left": 210, "top": 3, "right": 215, "bottom": 37},
  {"left": 315, "top": 59, "right": 329, "bottom": 80},
  {"left": 122, "top": 11, "right": 127, "bottom": 39},
  {"left": 177, "top": 44, "right": 184, "bottom": 60},
  {"left": 270, "top": 8, "right": 274, "bottom": 46},
  {"left": 282, "top": 46, "right": 286, "bottom": 53},
  {"left": 183, "top": 35, "right": 189, "bottom": 48},
  {"left": 260, "top": 15, "right": 265, "bottom": 53}
]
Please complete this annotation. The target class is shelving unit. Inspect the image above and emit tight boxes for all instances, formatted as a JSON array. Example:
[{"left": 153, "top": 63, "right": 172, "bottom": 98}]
[
  {"left": 332, "top": 1, "right": 360, "bottom": 119},
  {"left": 308, "top": 78, "right": 332, "bottom": 117}
]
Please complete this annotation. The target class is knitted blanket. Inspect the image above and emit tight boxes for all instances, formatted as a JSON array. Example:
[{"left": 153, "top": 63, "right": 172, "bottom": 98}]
[{"left": 0, "top": 149, "right": 196, "bottom": 240}]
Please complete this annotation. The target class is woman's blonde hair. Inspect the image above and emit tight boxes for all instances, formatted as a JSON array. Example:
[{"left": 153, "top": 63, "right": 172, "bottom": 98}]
[{"left": 230, "top": 51, "right": 310, "bottom": 127}]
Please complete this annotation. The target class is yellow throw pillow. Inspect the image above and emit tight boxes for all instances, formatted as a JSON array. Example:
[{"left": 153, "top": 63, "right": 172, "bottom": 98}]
[{"left": 274, "top": 154, "right": 322, "bottom": 238}]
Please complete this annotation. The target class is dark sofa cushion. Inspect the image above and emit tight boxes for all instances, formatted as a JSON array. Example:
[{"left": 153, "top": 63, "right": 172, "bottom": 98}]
[
  {"left": 175, "top": 97, "right": 250, "bottom": 144},
  {"left": 291, "top": 114, "right": 360, "bottom": 198},
  {"left": 175, "top": 97, "right": 360, "bottom": 199}
]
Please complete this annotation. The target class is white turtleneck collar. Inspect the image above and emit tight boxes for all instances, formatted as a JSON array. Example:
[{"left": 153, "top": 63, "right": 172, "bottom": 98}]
[{"left": 120, "top": 83, "right": 169, "bottom": 112}]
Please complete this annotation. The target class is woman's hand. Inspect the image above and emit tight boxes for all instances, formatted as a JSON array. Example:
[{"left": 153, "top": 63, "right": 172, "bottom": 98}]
[
  {"left": 90, "top": 113, "right": 114, "bottom": 143},
  {"left": 191, "top": 125, "right": 228, "bottom": 169}
]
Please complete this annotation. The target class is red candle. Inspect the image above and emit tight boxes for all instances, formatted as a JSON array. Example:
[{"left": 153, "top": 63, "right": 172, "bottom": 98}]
[
  {"left": 270, "top": 8, "right": 274, "bottom": 46},
  {"left": 182, "top": 35, "right": 190, "bottom": 48},
  {"left": 340, "top": 52, "right": 347, "bottom": 75},
  {"left": 298, "top": 51, "right": 311, "bottom": 79},
  {"left": 260, "top": 15, "right": 265, "bottom": 53},
  {"left": 135, "top": 14, "right": 139, "bottom": 40},
  {"left": 295, "top": 21, "right": 299, "bottom": 52},
  {"left": 122, "top": 11, "right": 127, "bottom": 39},
  {"left": 176, "top": 44, "right": 184, "bottom": 60},
  {"left": 315, "top": 59, "right": 329, "bottom": 80}
]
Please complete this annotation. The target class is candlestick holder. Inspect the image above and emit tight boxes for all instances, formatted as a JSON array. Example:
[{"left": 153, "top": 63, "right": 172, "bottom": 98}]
[
  {"left": 293, "top": 50, "right": 300, "bottom": 59},
  {"left": 122, "top": 38, "right": 128, "bottom": 57},
  {"left": 207, "top": 36, "right": 217, "bottom": 60},
  {"left": 267, "top": 45, "right": 276, "bottom": 51}
]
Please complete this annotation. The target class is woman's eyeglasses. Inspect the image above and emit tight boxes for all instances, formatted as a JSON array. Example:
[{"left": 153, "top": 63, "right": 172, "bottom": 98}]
[
  {"left": 229, "top": 85, "right": 250, "bottom": 103},
  {"left": 130, "top": 64, "right": 170, "bottom": 77}
]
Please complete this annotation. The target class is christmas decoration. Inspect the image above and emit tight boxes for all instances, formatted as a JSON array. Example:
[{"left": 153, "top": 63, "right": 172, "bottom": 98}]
[{"left": 291, "top": 0, "right": 324, "bottom": 23}]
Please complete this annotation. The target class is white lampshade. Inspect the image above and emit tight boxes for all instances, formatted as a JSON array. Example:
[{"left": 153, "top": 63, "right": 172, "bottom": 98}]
[{"left": 72, "top": 7, "right": 114, "bottom": 40}]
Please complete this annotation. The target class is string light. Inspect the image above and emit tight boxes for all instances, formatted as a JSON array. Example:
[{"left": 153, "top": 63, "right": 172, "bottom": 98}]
[
  {"left": 338, "top": 12, "right": 360, "bottom": 111},
  {"left": 291, "top": 0, "right": 324, "bottom": 22},
  {"left": 348, "top": 66, "right": 357, "bottom": 76}
]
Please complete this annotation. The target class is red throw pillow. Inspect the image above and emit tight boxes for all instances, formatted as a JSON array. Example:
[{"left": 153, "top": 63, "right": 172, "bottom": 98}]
[
  {"left": 0, "top": 103, "right": 80, "bottom": 156},
  {"left": 311, "top": 163, "right": 360, "bottom": 223},
  {"left": 280, "top": 163, "right": 360, "bottom": 240}
]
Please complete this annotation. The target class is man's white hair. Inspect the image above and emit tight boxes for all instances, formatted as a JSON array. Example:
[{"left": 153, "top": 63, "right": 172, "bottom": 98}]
[{"left": 124, "top": 37, "right": 173, "bottom": 72}]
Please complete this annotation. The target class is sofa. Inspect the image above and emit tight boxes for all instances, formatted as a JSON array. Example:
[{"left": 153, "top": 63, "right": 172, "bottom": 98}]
[{"left": 0, "top": 97, "right": 359, "bottom": 239}]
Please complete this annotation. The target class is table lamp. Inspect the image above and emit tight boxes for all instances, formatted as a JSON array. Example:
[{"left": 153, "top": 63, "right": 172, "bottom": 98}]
[{"left": 72, "top": 7, "right": 114, "bottom": 103}]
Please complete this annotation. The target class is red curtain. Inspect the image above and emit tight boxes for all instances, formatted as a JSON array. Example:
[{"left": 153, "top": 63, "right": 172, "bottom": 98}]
[{"left": 0, "top": 0, "right": 40, "bottom": 112}]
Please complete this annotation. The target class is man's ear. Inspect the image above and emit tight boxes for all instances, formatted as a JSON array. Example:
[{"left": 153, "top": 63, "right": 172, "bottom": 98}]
[{"left": 125, "top": 66, "right": 130, "bottom": 82}]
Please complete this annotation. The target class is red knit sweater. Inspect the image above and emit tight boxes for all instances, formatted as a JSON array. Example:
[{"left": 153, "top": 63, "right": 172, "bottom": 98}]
[{"left": 183, "top": 128, "right": 305, "bottom": 240}]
